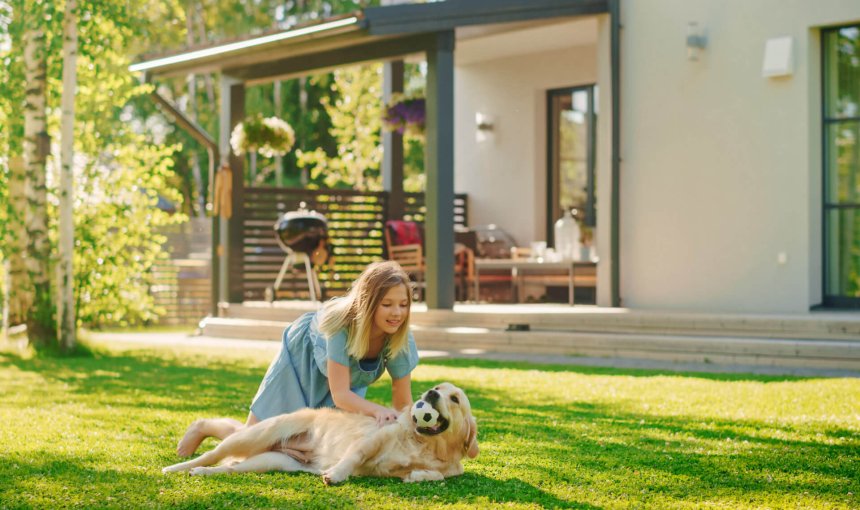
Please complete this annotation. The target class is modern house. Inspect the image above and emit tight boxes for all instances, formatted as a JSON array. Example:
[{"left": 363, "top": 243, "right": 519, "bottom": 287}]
[{"left": 131, "top": 0, "right": 860, "bottom": 372}]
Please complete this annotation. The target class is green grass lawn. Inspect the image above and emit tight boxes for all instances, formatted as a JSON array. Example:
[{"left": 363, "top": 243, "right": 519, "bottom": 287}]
[{"left": 1, "top": 337, "right": 858, "bottom": 509}]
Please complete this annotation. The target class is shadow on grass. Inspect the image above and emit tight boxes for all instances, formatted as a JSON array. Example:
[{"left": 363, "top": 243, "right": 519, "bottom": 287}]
[
  {"left": 0, "top": 348, "right": 264, "bottom": 414},
  {"left": 420, "top": 357, "right": 822, "bottom": 383},
  {"left": 1, "top": 450, "right": 593, "bottom": 509},
  {"left": 342, "top": 472, "right": 602, "bottom": 509}
]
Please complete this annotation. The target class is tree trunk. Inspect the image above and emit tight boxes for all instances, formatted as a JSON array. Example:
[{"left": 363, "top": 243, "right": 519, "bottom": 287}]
[
  {"left": 6, "top": 156, "right": 29, "bottom": 326},
  {"left": 58, "top": 0, "right": 78, "bottom": 352},
  {"left": 186, "top": 1, "right": 205, "bottom": 217},
  {"left": 23, "top": 10, "right": 55, "bottom": 348}
]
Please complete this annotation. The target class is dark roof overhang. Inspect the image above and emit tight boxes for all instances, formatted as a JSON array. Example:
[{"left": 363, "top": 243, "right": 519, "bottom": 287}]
[{"left": 128, "top": 0, "right": 609, "bottom": 83}]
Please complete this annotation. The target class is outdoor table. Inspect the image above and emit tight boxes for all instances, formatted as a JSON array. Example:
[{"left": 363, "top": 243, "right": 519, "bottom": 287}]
[{"left": 473, "top": 258, "right": 592, "bottom": 305}]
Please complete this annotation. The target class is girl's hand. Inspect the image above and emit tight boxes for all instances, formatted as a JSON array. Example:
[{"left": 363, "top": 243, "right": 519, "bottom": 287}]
[{"left": 375, "top": 408, "right": 399, "bottom": 427}]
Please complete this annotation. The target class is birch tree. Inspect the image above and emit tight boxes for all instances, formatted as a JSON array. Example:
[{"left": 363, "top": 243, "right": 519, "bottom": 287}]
[
  {"left": 0, "top": 0, "right": 29, "bottom": 328},
  {"left": 22, "top": 0, "right": 54, "bottom": 347},
  {"left": 184, "top": 0, "right": 205, "bottom": 217},
  {"left": 57, "top": 0, "right": 77, "bottom": 351}
]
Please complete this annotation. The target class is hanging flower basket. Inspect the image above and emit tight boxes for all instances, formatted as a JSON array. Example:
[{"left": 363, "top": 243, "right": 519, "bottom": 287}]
[
  {"left": 230, "top": 114, "right": 296, "bottom": 158},
  {"left": 382, "top": 94, "right": 425, "bottom": 137}
]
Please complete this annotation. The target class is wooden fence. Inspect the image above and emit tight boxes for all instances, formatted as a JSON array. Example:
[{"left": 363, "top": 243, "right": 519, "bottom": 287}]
[
  {"left": 240, "top": 187, "right": 468, "bottom": 301},
  {"left": 150, "top": 218, "right": 211, "bottom": 325},
  {"left": 148, "top": 189, "right": 469, "bottom": 320}
]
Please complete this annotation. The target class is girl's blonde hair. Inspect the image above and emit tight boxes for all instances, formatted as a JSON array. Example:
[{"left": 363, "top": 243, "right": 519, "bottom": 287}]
[{"left": 318, "top": 260, "right": 413, "bottom": 360}]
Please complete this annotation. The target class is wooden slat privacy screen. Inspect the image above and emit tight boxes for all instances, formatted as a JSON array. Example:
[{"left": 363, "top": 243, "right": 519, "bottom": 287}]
[
  {"left": 151, "top": 218, "right": 212, "bottom": 325},
  {"left": 240, "top": 187, "right": 469, "bottom": 301}
]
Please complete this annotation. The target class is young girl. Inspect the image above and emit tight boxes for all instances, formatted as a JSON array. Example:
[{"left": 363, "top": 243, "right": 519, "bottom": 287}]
[{"left": 177, "top": 260, "right": 419, "bottom": 457}]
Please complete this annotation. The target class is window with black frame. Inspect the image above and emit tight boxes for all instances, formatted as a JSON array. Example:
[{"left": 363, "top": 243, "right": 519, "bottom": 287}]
[
  {"left": 547, "top": 85, "right": 597, "bottom": 248},
  {"left": 823, "top": 25, "right": 860, "bottom": 308}
]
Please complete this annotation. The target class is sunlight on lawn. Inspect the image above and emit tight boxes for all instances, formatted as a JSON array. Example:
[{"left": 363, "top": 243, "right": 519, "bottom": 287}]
[{"left": 0, "top": 337, "right": 858, "bottom": 509}]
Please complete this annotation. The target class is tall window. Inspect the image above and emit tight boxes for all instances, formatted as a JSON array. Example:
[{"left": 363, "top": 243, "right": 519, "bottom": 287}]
[
  {"left": 823, "top": 26, "right": 860, "bottom": 308},
  {"left": 547, "top": 85, "right": 597, "bottom": 245}
]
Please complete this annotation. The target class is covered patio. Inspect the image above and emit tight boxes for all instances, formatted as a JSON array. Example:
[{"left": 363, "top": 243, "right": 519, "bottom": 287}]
[{"left": 130, "top": 0, "right": 621, "bottom": 313}]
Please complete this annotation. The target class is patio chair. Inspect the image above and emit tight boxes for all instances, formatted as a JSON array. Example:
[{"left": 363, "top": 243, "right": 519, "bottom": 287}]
[
  {"left": 384, "top": 220, "right": 426, "bottom": 299},
  {"left": 384, "top": 220, "right": 475, "bottom": 301}
]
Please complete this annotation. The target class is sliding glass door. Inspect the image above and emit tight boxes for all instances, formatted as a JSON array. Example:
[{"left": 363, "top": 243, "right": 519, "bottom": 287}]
[{"left": 823, "top": 25, "right": 860, "bottom": 308}]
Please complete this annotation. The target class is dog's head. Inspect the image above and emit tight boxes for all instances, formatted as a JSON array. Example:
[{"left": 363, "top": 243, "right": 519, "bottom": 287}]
[{"left": 412, "top": 382, "right": 479, "bottom": 459}]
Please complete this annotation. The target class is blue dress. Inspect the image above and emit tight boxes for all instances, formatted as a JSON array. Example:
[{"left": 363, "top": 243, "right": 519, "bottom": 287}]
[{"left": 249, "top": 310, "right": 420, "bottom": 421}]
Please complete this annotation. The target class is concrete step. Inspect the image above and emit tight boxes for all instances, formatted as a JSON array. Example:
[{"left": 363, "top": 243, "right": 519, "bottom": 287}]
[
  {"left": 219, "top": 302, "right": 316, "bottom": 322},
  {"left": 409, "top": 325, "right": 860, "bottom": 371},
  {"left": 199, "top": 316, "right": 860, "bottom": 372},
  {"left": 219, "top": 302, "right": 860, "bottom": 341},
  {"left": 201, "top": 317, "right": 287, "bottom": 341},
  {"left": 413, "top": 309, "right": 860, "bottom": 341}
]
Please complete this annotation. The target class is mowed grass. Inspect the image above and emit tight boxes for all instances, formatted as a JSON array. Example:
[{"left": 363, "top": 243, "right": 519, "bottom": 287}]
[{"left": 1, "top": 337, "right": 859, "bottom": 509}]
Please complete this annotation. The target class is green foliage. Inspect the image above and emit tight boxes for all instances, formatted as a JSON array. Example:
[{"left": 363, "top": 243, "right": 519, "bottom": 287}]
[
  {"left": 69, "top": 140, "right": 184, "bottom": 327},
  {"left": 0, "top": 0, "right": 423, "bottom": 330},
  {"left": 291, "top": 62, "right": 427, "bottom": 193},
  {"left": 0, "top": 0, "right": 24, "bottom": 321},
  {"left": 296, "top": 64, "right": 385, "bottom": 190},
  {"left": 62, "top": 1, "right": 186, "bottom": 328},
  {"left": 1, "top": 338, "right": 859, "bottom": 508},
  {"left": 148, "top": 1, "right": 378, "bottom": 202},
  {"left": 0, "top": 0, "right": 186, "bottom": 330}
]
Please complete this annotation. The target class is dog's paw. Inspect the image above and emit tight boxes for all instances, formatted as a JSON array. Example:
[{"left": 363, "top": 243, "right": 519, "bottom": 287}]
[
  {"left": 189, "top": 467, "right": 213, "bottom": 476},
  {"left": 162, "top": 465, "right": 183, "bottom": 474},
  {"left": 403, "top": 469, "right": 445, "bottom": 483},
  {"left": 322, "top": 469, "right": 346, "bottom": 486}
]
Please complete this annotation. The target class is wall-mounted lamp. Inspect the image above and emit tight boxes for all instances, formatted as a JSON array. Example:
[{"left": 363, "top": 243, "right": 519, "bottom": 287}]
[
  {"left": 686, "top": 22, "right": 707, "bottom": 61},
  {"left": 475, "top": 112, "right": 494, "bottom": 143},
  {"left": 476, "top": 112, "right": 494, "bottom": 131}
]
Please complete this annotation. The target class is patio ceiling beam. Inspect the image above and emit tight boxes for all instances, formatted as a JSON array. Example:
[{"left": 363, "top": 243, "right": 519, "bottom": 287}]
[
  {"left": 363, "top": 0, "right": 609, "bottom": 35},
  {"left": 147, "top": 87, "right": 217, "bottom": 153},
  {"left": 225, "top": 33, "right": 438, "bottom": 85}
]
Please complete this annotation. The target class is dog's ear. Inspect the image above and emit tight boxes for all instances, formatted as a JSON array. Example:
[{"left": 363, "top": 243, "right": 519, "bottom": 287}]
[{"left": 464, "top": 416, "right": 479, "bottom": 459}]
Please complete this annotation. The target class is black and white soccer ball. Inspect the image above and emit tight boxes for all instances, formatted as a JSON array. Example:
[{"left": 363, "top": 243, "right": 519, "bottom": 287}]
[{"left": 410, "top": 400, "right": 440, "bottom": 427}]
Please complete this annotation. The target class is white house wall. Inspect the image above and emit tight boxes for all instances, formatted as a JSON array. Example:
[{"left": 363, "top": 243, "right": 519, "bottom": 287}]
[
  {"left": 618, "top": 0, "right": 860, "bottom": 313},
  {"left": 454, "top": 45, "right": 597, "bottom": 248}
]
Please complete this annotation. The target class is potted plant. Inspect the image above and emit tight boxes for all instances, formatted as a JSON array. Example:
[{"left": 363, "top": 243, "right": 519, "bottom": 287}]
[
  {"left": 382, "top": 94, "right": 425, "bottom": 137},
  {"left": 230, "top": 114, "right": 296, "bottom": 158}
]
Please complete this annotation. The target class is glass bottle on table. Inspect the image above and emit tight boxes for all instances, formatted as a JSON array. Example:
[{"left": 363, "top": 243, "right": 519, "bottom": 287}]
[{"left": 554, "top": 209, "right": 581, "bottom": 261}]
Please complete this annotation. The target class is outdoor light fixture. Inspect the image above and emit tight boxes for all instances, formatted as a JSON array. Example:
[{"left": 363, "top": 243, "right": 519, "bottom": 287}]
[
  {"left": 475, "top": 112, "right": 494, "bottom": 132},
  {"left": 475, "top": 112, "right": 494, "bottom": 143},
  {"left": 686, "top": 22, "right": 707, "bottom": 61}
]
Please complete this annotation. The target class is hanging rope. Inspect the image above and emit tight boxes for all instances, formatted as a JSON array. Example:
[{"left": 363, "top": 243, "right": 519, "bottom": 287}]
[{"left": 213, "top": 163, "right": 233, "bottom": 219}]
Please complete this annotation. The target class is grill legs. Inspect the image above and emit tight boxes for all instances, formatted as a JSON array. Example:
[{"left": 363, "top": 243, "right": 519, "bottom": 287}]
[{"left": 269, "top": 250, "right": 321, "bottom": 302}]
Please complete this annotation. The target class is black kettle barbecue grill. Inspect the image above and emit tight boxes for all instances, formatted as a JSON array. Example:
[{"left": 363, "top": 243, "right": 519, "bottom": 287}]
[{"left": 266, "top": 203, "right": 328, "bottom": 302}]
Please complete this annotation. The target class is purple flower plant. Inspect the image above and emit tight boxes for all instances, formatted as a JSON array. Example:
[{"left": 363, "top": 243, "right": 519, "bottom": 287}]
[{"left": 383, "top": 96, "right": 425, "bottom": 136}]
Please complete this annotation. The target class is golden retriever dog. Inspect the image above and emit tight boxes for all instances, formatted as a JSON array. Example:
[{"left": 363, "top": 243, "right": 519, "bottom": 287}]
[{"left": 162, "top": 382, "right": 479, "bottom": 484}]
